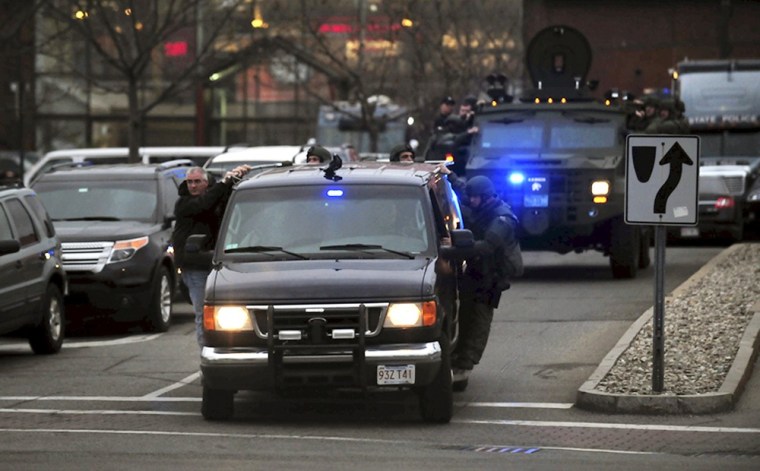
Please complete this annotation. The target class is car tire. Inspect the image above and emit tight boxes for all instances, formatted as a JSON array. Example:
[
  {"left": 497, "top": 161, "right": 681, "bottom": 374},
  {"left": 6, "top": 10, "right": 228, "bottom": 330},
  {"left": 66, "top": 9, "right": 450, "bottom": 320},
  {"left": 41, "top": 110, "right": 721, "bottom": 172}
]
[
  {"left": 202, "top": 386, "right": 234, "bottom": 421},
  {"left": 731, "top": 222, "right": 745, "bottom": 242},
  {"left": 417, "top": 335, "right": 453, "bottom": 423},
  {"left": 144, "top": 266, "right": 173, "bottom": 332},
  {"left": 28, "top": 284, "right": 65, "bottom": 354},
  {"left": 609, "top": 217, "right": 640, "bottom": 279}
]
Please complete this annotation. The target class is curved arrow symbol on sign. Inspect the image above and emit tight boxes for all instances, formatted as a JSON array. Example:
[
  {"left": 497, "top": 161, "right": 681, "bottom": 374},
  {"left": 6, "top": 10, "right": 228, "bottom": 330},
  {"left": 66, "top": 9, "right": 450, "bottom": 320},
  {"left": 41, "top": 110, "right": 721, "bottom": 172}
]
[{"left": 654, "top": 142, "right": 694, "bottom": 214}]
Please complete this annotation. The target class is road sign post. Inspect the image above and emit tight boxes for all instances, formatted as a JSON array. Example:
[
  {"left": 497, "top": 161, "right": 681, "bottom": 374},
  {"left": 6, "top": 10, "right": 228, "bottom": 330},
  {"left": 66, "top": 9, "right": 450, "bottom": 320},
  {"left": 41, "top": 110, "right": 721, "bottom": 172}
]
[{"left": 625, "top": 134, "right": 699, "bottom": 393}]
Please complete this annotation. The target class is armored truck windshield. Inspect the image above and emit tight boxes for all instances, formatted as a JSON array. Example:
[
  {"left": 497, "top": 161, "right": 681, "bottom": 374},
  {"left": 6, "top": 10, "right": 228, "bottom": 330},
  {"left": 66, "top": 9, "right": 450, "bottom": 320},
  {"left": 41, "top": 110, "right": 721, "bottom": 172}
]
[{"left": 477, "top": 109, "right": 624, "bottom": 153}]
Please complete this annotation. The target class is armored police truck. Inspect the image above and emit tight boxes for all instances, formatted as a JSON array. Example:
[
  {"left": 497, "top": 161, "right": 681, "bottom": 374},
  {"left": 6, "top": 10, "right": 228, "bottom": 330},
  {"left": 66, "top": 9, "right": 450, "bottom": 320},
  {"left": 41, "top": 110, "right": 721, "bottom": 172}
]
[{"left": 464, "top": 25, "right": 650, "bottom": 279}]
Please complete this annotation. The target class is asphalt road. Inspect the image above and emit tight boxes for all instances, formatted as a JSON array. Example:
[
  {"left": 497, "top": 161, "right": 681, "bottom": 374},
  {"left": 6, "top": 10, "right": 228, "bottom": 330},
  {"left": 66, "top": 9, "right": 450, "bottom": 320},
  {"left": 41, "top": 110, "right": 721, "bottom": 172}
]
[{"left": 1, "top": 245, "right": 759, "bottom": 470}]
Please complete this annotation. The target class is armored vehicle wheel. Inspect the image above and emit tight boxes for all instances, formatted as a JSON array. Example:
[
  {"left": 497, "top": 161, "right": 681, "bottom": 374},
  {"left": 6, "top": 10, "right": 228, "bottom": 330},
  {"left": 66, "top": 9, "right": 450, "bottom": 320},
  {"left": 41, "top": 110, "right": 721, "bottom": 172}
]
[
  {"left": 609, "top": 218, "right": 640, "bottom": 279},
  {"left": 28, "top": 284, "right": 65, "bottom": 354},
  {"left": 144, "top": 266, "right": 173, "bottom": 332},
  {"left": 202, "top": 386, "right": 234, "bottom": 421},
  {"left": 418, "top": 336, "right": 453, "bottom": 423}
]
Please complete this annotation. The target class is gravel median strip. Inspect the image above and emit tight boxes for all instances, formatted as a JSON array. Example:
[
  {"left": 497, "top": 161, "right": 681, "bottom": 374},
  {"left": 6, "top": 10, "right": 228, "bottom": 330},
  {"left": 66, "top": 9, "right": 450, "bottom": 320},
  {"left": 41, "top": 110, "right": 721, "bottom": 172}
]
[{"left": 577, "top": 242, "right": 760, "bottom": 414}]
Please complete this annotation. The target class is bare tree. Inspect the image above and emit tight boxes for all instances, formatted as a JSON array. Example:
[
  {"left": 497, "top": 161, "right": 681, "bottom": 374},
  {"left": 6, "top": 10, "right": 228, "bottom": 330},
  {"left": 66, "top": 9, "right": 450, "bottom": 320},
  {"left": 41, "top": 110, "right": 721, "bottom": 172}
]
[
  {"left": 276, "top": 0, "right": 523, "bottom": 151},
  {"left": 38, "top": 0, "right": 246, "bottom": 162}
]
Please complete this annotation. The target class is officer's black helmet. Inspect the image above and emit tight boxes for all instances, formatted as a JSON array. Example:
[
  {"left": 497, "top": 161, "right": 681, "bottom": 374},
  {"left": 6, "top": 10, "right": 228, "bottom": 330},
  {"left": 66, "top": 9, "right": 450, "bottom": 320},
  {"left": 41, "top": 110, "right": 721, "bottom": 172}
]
[
  {"left": 389, "top": 143, "right": 415, "bottom": 162},
  {"left": 465, "top": 175, "right": 496, "bottom": 198},
  {"left": 306, "top": 145, "right": 331, "bottom": 163}
]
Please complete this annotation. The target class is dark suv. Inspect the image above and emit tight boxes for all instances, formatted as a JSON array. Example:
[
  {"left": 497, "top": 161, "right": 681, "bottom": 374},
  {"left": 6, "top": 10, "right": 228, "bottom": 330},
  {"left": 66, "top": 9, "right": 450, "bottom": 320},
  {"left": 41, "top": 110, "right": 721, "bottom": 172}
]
[
  {"left": 31, "top": 161, "right": 191, "bottom": 331},
  {"left": 0, "top": 184, "right": 67, "bottom": 353},
  {"left": 197, "top": 161, "right": 472, "bottom": 423}
]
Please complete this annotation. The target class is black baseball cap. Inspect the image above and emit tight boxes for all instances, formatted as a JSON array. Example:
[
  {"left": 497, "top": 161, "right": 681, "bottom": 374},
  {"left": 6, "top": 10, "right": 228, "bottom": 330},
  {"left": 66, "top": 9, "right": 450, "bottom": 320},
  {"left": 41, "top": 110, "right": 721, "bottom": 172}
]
[{"left": 441, "top": 96, "right": 456, "bottom": 105}]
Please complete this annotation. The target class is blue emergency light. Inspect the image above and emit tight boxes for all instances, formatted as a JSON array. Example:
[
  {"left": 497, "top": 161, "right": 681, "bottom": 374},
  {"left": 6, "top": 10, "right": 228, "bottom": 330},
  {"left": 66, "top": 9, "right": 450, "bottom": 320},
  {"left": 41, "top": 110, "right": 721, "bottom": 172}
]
[
  {"left": 326, "top": 189, "right": 344, "bottom": 197},
  {"left": 508, "top": 172, "right": 525, "bottom": 185}
]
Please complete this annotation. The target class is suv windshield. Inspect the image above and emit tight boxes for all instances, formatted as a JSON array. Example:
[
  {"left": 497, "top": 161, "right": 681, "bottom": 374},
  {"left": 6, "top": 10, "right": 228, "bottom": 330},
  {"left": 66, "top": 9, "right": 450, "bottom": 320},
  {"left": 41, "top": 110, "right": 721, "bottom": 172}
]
[
  {"left": 34, "top": 179, "right": 158, "bottom": 222},
  {"left": 222, "top": 184, "right": 433, "bottom": 259},
  {"left": 478, "top": 110, "right": 623, "bottom": 151}
]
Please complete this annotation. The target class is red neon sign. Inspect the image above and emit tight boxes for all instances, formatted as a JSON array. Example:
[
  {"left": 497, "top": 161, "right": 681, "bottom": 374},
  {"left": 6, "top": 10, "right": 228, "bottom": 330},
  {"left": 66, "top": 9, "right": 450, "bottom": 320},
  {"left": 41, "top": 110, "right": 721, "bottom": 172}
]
[{"left": 164, "top": 41, "right": 188, "bottom": 57}]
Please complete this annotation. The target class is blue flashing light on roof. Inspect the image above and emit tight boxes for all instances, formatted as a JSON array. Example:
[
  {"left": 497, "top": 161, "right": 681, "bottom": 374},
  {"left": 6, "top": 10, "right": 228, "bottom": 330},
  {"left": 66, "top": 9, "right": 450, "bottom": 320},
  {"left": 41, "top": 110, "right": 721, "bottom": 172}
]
[
  {"left": 326, "top": 189, "right": 344, "bottom": 197},
  {"left": 508, "top": 172, "right": 525, "bottom": 185}
]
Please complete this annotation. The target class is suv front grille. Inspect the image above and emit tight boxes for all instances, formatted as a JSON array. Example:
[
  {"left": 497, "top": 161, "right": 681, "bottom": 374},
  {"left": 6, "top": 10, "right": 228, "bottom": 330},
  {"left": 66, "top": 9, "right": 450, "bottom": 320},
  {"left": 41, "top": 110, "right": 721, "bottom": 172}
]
[
  {"left": 250, "top": 303, "right": 387, "bottom": 340},
  {"left": 61, "top": 241, "right": 114, "bottom": 273}
]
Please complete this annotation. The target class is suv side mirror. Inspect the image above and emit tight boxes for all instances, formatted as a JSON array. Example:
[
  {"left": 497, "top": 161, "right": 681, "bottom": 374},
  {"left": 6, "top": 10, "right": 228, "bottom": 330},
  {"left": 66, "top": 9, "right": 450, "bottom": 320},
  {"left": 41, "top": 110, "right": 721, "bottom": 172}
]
[
  {"left": 450, "top": 229, "right": 474, "bottom": 248},
  {"left": 0, "top": 239, "right": 21, "bottom": 256},
  {"left": 185, "top": 234, "right": 207, "bottom": 254},
  {"left": 439, "top": 229, "right": 475, "bottom": 259}
]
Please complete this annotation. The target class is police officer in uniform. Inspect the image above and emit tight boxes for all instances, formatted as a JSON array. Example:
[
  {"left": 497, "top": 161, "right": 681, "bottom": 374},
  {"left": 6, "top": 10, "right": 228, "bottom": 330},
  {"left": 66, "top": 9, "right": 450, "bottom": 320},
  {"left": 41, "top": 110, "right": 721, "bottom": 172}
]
[
  {"left": 447, "top": 174, "right": 519, "bottom": 384},
  {"left": 645, "top": 97, "right": 689, "bottom": 134},
  {"left": 305, "top": 145, "right": 332, "bottom": 164},
  {"left": 433, "top": 96, "right": 457, "bottom": 130},
  {"left": 389, "top": 143, "right": 415, "bottom": 163}
]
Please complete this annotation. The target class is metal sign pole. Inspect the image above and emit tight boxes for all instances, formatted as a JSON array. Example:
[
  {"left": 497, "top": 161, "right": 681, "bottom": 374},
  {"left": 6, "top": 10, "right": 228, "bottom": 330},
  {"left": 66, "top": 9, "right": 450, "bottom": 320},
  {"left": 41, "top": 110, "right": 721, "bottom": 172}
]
[{"left": 652, "top": 225, "right": 666, "bottom": 392}]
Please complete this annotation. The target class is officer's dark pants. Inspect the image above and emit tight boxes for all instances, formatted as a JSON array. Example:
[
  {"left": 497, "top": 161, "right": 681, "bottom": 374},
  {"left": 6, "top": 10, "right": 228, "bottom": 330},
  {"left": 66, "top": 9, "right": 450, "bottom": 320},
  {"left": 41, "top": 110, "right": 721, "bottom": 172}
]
[{"left": 452, "top": 296, "right": 494, "bottom": 370}]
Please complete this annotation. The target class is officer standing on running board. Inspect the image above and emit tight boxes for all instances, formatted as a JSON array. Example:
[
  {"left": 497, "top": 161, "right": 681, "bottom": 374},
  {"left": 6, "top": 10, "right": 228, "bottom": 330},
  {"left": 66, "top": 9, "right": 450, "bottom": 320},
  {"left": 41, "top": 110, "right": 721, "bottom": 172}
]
[{"left": 438, "top": 167, "right": 519, "bottom": 387}]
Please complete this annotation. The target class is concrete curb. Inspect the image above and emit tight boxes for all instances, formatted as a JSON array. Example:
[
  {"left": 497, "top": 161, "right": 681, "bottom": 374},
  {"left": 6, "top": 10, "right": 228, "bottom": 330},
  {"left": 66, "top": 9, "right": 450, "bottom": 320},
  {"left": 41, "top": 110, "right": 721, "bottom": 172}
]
[{"left": 576, "top": 243, "right": 760, "bottom": 414}]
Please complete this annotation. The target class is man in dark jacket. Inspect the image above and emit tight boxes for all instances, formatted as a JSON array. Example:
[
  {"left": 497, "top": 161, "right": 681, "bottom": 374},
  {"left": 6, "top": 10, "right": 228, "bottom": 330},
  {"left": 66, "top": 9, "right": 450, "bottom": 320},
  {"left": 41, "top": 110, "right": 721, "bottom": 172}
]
[
  {"left": 445, "top": 174, "right": 519, "bottom": 383},
  {"left": 433, "top": 96, "right": 457, "bottom": 130},
  {"left": 173, "top": 165, "right": 251, "bottom": 346}
]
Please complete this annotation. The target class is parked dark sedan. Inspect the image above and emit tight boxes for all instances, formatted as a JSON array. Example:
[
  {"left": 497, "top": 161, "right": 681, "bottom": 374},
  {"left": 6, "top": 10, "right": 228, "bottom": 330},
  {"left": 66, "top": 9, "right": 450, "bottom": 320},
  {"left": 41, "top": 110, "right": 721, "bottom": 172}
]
[{"left": 670, "top": 174, "right": 744, "bottom": 241}]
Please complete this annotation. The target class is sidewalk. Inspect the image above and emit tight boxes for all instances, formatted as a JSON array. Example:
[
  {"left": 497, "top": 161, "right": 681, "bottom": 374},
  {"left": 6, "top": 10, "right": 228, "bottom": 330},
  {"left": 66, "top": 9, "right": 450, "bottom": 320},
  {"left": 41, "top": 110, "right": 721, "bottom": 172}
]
[{"left": 576, "top": 244, "right": 760, "bottom": 414}]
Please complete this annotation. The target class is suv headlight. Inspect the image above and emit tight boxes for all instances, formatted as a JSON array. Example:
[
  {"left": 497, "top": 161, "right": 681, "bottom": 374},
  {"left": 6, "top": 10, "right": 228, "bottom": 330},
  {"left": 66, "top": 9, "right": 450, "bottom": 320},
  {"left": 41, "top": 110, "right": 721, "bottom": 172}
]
[
  {"left": 203, "top": 305, "right": 253, "bottom": 331},
  {"left": 108, "top": 236, "right": 149, "bottom": 263},
  {"left": 384, "top": 301, "right": 437, "bottom": 328}
]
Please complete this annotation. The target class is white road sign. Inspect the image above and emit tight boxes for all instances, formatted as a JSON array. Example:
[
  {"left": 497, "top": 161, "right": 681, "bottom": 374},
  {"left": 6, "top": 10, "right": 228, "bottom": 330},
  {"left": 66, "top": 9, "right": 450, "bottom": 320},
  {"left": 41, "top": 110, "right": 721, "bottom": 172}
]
[{"left": 625, "top": 135, "right": 700, "bottom": 225}]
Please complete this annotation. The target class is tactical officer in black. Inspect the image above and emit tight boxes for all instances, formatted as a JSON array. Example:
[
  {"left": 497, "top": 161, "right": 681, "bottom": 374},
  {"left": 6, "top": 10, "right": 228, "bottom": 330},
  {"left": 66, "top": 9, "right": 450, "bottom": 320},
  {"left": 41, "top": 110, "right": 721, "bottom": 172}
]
[{"left": 443, "top": 174, "right": 519, "bottom": 384}]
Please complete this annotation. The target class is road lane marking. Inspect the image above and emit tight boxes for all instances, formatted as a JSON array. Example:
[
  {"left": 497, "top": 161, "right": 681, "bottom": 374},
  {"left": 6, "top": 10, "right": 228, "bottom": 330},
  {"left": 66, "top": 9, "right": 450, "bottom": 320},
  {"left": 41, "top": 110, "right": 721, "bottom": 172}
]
[
  {"left": 0, "top": 334, "right": 162, "bottom": 352},
  {"left": 2, "top": 407, "right": 760, "bottom": 434},
  {"left": 0, "top": 408, "right": 197, "bottom": 416},
  {"left": 453, "top": 418, "right": 760, "bottom": 434},
  {"left": 142, "top": 372, "right": 201, "bottom": 399},
  {"left": 0, "top": 396, "right": 200, "bottom": 402},
  {"left": 0, "top": 395, "right": 572, "bottom": 409},
  {"left": 0, "top": 427, "right": 662, "bottom": 456},
  {"left": 456, "top": 401, "right": 573, "bottom": 409},
  {"left": 63, "top": 334, "right": 162, "bottom": 348}
]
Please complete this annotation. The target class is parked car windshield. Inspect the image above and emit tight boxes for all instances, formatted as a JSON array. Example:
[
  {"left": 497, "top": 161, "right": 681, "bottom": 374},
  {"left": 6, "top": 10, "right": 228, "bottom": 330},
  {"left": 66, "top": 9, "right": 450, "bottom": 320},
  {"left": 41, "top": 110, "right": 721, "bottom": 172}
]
[
  {"left": 221, "top": 184, "right": 434, "bottom": 259},
  {"left": 33, "top": 179, "right": 158, "bottom": 222}
]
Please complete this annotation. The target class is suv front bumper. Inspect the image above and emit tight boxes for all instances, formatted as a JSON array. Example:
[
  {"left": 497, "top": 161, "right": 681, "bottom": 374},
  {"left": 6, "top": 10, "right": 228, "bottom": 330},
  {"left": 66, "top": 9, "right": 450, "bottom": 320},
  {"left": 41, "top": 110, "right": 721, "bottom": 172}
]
[{"left": 201, "top": 341, "right": 443, "bottom": 391}]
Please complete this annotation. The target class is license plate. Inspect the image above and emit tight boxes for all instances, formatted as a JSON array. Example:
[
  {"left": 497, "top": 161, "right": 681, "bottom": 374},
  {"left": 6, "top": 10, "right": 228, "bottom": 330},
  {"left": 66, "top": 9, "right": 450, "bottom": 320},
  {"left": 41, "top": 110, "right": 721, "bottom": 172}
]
[
  {"left": 524, "top": 176, "right": 549, "bottom": 207},
  {"left": 681, "top": 227, "right": 700, "bottom": 237},
  {"left": 524, "top": 194, "right": 549, "bottom": 208},
  {"left": 377, "top": 365, "right": 415, "bottom": 385}
]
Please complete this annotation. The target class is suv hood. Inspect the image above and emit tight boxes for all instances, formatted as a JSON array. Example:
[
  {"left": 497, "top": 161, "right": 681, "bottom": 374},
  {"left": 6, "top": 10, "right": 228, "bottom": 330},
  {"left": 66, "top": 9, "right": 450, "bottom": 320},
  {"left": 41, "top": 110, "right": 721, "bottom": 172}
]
[
  {"left": 210, "top": 258, "right": 435, "bottom": 303},
  {"left": 53, "top": 220, "right": 160, "bottom": 242}
]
